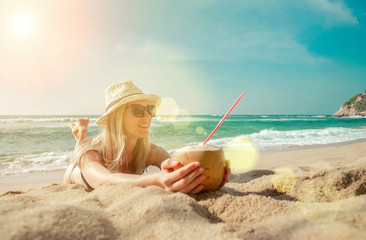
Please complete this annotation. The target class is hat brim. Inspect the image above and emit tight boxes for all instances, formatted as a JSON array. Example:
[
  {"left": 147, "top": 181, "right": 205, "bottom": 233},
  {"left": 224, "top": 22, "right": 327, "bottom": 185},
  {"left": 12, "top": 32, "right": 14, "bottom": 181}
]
[{"left": 96, "top": 93, "right": 160, "bottom": 128}]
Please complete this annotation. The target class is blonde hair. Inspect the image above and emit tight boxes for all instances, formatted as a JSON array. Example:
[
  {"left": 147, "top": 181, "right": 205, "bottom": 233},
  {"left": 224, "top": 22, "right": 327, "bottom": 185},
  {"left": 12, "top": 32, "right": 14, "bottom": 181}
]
[{"left": 72, "top": 105, "right": 151, "bottom": 173}]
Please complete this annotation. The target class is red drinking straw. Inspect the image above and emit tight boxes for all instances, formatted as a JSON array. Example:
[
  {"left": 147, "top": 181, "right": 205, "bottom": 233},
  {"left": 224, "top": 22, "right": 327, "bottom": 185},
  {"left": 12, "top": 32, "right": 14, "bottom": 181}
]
[{"left": 203, "top": 92, "right": 245, "bottom": 145}]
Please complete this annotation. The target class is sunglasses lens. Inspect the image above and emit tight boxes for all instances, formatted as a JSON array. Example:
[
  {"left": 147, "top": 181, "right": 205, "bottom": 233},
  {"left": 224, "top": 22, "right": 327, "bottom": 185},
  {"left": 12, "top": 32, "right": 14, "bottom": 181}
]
[
  {"left": 130, "top": 104, "right": 156, "bottom": 117},
  {"left": 146, "top": 105, "right": 156, "bottom": 117},
  {"left": 130, "top": 104, "right": 145, "bottom": 117}
]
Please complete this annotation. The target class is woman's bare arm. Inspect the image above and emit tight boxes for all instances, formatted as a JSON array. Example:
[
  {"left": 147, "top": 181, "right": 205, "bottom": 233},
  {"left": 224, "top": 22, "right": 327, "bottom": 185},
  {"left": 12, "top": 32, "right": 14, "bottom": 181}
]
[
  {"left": 78, "top": 150, "right": 162, "bottom": 189},
  {"left": 78, "top": 150, "right": 205, "bottom": 194}
]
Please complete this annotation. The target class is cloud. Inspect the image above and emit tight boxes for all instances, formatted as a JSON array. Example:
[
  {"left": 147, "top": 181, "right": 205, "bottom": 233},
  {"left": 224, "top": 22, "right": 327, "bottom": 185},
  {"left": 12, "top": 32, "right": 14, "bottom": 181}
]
[
  {"left": 99, "top": 0, "right": 360, "bottom": 66},
  {"left": 226, "top": 31, "right": 330, "bottom": 64},
  {"left": 304, "top": 0, "right": 358, "bottom": 26},
  {"left": 192, "top": 0, "right": 358, "bottom": 28},
  {"left": 111, "top": 25, "right": 330, "bottom": 66},
  {"left": 111, "top": 31, "right": 328, "bottom": 65}
]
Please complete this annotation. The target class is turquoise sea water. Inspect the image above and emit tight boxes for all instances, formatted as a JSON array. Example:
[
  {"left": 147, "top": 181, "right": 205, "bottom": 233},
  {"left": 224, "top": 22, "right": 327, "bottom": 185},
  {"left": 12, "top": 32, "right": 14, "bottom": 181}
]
[{"left": 1, "top": 115, "right": 366, "bottom": 177}]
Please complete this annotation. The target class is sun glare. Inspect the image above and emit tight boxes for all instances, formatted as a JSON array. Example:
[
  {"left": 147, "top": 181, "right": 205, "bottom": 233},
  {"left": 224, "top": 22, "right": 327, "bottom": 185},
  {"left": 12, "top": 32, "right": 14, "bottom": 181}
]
[{"left": 13, "top": 15, "right": 33, "bottom": 36}]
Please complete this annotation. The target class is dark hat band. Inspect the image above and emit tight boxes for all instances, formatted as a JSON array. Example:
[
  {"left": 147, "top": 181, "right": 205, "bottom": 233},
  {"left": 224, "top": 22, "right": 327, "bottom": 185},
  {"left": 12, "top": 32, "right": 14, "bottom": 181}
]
[{"left": 105, "top": 93, "right": 143, "bottom": 112}]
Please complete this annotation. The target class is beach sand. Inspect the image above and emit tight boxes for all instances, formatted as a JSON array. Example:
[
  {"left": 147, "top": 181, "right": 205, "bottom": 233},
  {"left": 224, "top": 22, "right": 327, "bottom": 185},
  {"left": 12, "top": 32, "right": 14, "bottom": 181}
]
[{"left": 1, "top": 141, "right": 366, "bottom": 239}]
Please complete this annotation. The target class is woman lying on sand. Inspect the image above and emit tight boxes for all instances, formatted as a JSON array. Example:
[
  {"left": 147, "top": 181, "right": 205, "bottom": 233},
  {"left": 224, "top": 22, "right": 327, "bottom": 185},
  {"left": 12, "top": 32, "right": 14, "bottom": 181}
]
[{"left": 63, "top": 81, "right": 230, "bottom": 194}]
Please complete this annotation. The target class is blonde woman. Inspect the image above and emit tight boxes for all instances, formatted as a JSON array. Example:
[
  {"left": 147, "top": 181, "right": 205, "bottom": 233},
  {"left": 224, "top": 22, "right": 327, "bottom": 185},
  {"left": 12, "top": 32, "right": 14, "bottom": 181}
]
[{"left": 63, "top": 81, "right": 230, "bottom": 194}]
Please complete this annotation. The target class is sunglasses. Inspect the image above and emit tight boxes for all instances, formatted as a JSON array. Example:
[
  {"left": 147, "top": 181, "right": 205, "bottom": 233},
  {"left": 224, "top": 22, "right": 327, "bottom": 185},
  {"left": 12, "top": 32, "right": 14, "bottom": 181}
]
[{"left": 128, "top": 104, "right": 156, "bottom": 117}]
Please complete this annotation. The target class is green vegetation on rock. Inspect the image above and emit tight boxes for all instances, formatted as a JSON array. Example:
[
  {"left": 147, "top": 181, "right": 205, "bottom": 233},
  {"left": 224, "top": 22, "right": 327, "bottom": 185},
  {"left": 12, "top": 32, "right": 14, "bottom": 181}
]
[
  {"left": 344, "top": 93, "right": 366, "bottom": 112},
  {"left": 344, "top": 94, "right": 361, "bottom": 105},
  {"left": 356, "top": 97, "right": 366, "bottom": 112}
]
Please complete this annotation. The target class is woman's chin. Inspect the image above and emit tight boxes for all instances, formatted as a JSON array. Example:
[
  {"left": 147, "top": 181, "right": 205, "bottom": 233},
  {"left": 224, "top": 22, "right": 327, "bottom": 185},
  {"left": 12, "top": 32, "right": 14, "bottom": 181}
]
[{"left": 137, "top": 128, "right": 150, "bottom": 138}]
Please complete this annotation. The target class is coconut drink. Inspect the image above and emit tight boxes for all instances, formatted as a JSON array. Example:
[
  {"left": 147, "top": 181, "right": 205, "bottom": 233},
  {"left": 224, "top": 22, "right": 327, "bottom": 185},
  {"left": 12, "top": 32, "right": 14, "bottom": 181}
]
[
  {"left": 172, "top": 92, "right": 245, "bottom": 191},
  {"left": 173, "top": 144, "right": 226, "bottom": 191}
]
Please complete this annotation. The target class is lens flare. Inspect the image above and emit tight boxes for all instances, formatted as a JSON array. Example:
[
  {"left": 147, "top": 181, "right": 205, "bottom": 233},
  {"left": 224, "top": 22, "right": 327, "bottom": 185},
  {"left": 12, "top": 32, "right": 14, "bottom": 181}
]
[
  {"left": 173, "top": 108, "right": 192, "bottom": 129},
  {"left": 196, "top": 126, "right": 204, "bottom": 134},
  {"left": 155, "top": 98, "right": 192, "bottom": 129},
  {"left": 13, "top": 15, "right": 34, "bottom": 36},
  {"left": 297, "top": 179, "right": 342, "bottom": 222},
  {"left": 156, "top": 97, "right": 180, "bottom": 122},
  {"left": 271, "top": 168, "right": 297, "bottom": 193},
  {"left": 224, "top": 139, "right": 258, "bottom": 173}
]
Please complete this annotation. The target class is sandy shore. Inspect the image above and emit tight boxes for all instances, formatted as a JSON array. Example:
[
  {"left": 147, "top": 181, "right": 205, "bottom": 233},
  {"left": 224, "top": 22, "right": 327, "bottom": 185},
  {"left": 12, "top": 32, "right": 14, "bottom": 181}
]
[{"left": 1, "top": 141, "right": 366, "bottom": 239}]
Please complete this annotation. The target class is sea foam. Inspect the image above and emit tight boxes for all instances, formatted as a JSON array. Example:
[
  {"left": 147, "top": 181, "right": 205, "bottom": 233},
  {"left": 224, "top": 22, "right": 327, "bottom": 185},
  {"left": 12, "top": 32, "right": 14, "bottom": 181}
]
[
  {"left": 193, "top": 127, "right": 366, "bottom": 152},
  {"left": 0, "top": 151, "right": 72, "bottom": 177}
]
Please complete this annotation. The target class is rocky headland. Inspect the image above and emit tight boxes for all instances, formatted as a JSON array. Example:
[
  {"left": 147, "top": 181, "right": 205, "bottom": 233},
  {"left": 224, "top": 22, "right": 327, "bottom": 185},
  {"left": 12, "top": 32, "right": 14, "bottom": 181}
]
[{"left": 333, "top": 91, "right": 366, "bottom": 117}]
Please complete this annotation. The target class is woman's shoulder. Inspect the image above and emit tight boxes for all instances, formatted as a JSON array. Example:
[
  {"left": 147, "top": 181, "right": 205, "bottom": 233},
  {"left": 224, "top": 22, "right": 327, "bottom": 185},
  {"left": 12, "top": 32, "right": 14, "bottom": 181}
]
[
  {"left": 149, "top": 143, "right": 171, "bottom": 167},
  {"left": 84, "top": 149, "right": 102, "bottom": 160},
  {"left": 73, "top": 137, "right": 104, "bottom": 165},
  {"left": 150, "top": 143, "right": 169, "bottom": 156},
  {"left": 77, "top": 135, "right": 103, "bottom": 150}
]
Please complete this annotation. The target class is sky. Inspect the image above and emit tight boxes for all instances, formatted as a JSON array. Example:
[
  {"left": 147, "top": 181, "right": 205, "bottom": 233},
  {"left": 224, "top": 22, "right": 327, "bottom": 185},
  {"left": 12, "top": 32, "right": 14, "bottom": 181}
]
[{"left": 0, "top": 0, "right": 365, "bottom": 115}]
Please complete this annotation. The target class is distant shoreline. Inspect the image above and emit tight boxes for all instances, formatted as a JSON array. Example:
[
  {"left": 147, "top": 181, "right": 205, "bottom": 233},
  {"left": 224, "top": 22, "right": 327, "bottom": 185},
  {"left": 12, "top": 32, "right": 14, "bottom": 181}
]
[{"left": 260, "top": 137, "right": 366, "bottom": 155}]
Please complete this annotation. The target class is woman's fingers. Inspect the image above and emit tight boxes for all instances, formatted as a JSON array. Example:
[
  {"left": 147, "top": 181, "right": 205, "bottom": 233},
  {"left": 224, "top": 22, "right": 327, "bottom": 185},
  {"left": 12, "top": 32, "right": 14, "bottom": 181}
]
[
  {"left": 69, "top": 122, "right": 79, "bottom": 140},
  {"left": 219, "top": 167, "right": 231, "bottom": 188},
  {"left": 177, "top": 174, "right": 206, "bottom": 194},
  {"left": 79, "top": 126, "right": 88, "bottom": 140},
  {"left": 76, "top": 117, "right": 89, "bottom": 141},
  {"left": 161, "top": 158, "right": 179, "bottom": 171},
  {"left": 161, "top": 159, "right": 201, "bottom": 181},
  {"left": 169, "top": 166, "right": 204, "bottom": 191},
  {"left": 77, "top": 117, "right": 89, "bottom": 127},
  {"left": 162, "top": 159, "right": 231, "bottom": 194},
  {"left": 189, "top": 184, "right": 204, "bottom": 195},
  {"left": 69, "top": 121, "right": 76, "bottom": 130},
  {"left": 69, "top": 118, "right": 89, "bottom": 142},
  {"left": 166, "top": 162, "right": 201, "bottom": 183},
  {"left": 69, "top": 122, "right": 78, "bottom": 136},
  {"left": 225, "top": 167, "right": 231, "bottom": 181},
  {"left": 160, "top": 161, "right": 204, "bottom": 192},
  {"left": 220, "top": 178, "right": 227, "bottom": 188}
]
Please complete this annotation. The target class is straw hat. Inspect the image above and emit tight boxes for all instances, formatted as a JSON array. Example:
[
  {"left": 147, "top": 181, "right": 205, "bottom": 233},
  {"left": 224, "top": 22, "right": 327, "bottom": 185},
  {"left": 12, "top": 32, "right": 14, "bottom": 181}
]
[{"left": 95, "top": 81, "right": 160, "bottom": 128}]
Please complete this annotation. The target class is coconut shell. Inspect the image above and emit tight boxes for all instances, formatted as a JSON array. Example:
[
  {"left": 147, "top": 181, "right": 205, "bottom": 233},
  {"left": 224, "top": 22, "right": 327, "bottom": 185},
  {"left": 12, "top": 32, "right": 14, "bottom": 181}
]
[{"left": 173, "top": 144, "right": 226, "bottom": 191}]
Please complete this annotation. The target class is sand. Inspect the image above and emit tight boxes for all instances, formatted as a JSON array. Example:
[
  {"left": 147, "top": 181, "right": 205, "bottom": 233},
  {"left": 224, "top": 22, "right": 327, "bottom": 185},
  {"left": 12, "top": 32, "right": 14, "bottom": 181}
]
[{"left": 1, "top": 141, "right": 366, "bottom": 240}]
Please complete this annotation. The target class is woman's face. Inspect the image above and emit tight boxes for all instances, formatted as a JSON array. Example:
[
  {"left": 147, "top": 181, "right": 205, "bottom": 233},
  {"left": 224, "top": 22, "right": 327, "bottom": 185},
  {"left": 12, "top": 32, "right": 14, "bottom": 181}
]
[{"left": 123, "top": 99, "right": 153, "bottom": 139}]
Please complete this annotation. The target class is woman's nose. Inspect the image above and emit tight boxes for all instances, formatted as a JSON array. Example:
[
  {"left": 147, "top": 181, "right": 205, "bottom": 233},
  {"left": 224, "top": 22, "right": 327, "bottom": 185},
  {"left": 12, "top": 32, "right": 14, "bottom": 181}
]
[{"left": 142, "top": 110, "right": 151, "bottom": 119}]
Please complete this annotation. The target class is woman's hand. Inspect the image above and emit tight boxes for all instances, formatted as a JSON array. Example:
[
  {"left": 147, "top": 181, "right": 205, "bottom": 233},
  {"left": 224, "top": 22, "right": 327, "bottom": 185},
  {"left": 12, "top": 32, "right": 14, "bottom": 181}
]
[
  {"left": 219, "top": 167, "right": 231, "bottom": 188},
  {"left": 159, "top": 158, "right": 206, "bottom": 194},
  {"left": 69, "top": 117, "right": 89, "bottom": 143}
]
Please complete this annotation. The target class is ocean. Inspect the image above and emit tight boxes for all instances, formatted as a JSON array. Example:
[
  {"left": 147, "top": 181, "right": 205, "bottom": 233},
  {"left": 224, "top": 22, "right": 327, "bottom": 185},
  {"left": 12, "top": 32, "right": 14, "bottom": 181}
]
[{"left": 1, "top": 115, "right": 366, "bottom": 177}]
